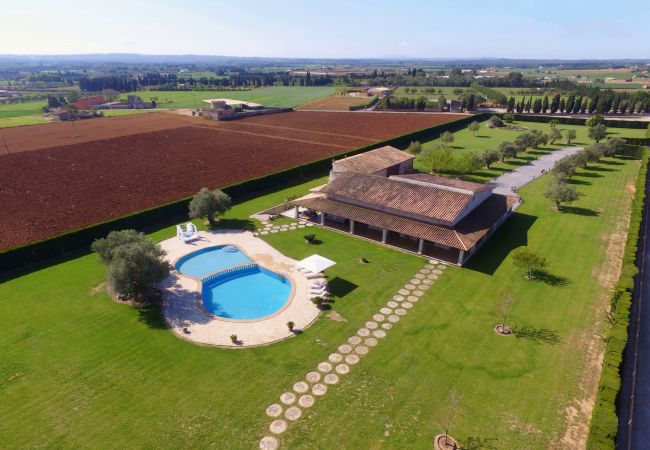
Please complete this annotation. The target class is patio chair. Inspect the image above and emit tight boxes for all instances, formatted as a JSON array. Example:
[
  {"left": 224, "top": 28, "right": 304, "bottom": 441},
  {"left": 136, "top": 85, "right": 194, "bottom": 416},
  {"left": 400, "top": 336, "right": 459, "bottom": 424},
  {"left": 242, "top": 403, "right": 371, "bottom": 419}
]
[{"left": 176, "top": 222, "right": 199, "bottom": 243}]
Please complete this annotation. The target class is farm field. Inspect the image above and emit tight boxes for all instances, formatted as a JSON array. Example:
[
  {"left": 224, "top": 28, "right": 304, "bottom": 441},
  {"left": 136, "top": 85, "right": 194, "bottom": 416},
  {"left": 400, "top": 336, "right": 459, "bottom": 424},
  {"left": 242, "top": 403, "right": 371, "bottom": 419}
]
[
  {"left": 0, "top": 152, "right": 640, "bottom": 449},
  {"left": 0, "top": 100, "right": 48, "bottom": 128},
  {"left": 414, "top": 119, "right": 647, "bottom": 182},
  {"left": 392, "top": 86, "right": 465, "bottom": 100},
  {"left": 0, "top": 111, "right": 462, "bottom": 249},
  {"left": 296, "top": 94, "right": 375, "bottom": 111},
  {"left": 120, "top": 86, "right": 338, "bottom": 109}
]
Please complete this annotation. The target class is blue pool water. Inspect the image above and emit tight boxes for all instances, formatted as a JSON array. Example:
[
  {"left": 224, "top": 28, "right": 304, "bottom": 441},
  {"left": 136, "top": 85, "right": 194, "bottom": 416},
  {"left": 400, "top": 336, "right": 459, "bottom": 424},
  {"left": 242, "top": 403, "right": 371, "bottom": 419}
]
[
  {"left": 202, "top": 266, "right": 291, "bottom": 320},
  {"left": 175, "top": 245, "right": 251, "bottom": 278}
]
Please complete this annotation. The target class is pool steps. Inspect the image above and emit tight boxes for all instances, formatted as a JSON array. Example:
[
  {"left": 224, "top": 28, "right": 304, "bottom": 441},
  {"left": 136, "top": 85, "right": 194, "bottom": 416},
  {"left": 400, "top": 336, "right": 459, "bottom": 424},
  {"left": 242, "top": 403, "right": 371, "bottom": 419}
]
[{"left": 202, "top": 263, "right": 260, "bottom": 283}]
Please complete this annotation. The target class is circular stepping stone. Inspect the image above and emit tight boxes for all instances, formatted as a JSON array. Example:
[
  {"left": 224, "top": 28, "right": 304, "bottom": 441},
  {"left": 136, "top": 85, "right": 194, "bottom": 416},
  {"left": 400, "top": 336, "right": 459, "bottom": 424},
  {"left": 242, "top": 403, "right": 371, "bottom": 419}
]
[
  {"left": 393, "top": 294, "right": 405, "bottom": 301},
  {"left": 382, "top": 323, "right": 393, "bottom": 330},
  {"left": 398, "top": 289, "right": 410, "bottom": 296},
  {"left": 261, "top": 231, "right": 269, "bottom": 235},
  {"left": 266, "top": 404, "right": 283, "bottom": 418},
  {"left": 373, "top": 314, "right": 385, "bottom": 322},
  {"left": 259, "top": 436, "right": 278, "bottom": 450},
  {"left": 335, "top": 363, "right": 350, "bottom": 374},
  {"left": 407, "top": 295, "right": 418, "bottom": 302},
  {"left": 432, "top": 269, "right": 442, "bottom": 275},
  {"left": 299, "top": 394, "right": 315, "bottom": 408},
  {"left": 348, "top": 336, "right": 361, "bottom": 345},
  {"left": 387, "top": 301, "right": 398, "bottom": 308},
  {"left": 428, "top": 259, "right": 437, "bottom": 264},
  {"left": 405, "top": 283, "right": 416, "bottom": 290},
  {"left": 365, "top": 321, "right": 378, "bottom": 329},
  {"left": 414, "top": 273, "right": 425, "bottom": 279},
  {"left": 413, "top": 290, "right": 424, "bottom": 297},
  {"left": 419, "top": 268, "right": 431, "bottom": 274},
  {"left": 372, "top": 329, "right": 387, "bottom": 339},
  {"left": 327, "top": 354, "right": 342, "bottom": 364},
  {"left": 395, "top": 308, "right": 407, "bottom": 316},
  {"left": 424, "top": 264, "right": 435, "bottom": 269},
  {"left": 380, "top": 307, "right": 392, "bottom": 315},
  {"left": 306, "top": 371, "right": 321, "bottom": 383},
  {"left": 338, "top": 344, "right": 352, "bottom": 354},
  {"left": 270, "top": 419, "right": 287, "bottom": 434},
  {"left": 410, "top": 279, "right": 422, "bottom": 285},
  {"left": 270, "top": 229, "right": 278, "bottom": 233},
  {"left": 280, "top": 392, "right": 296, "bottom": 405},
  {"left": 324, "top": 373, "right": 339, "bottom": 384},
  {"left": 306, "top": 223, "right": 314, "bottom": 227},
  {"left": 293, "top": 381, "right": 309, "bottom": 393},
  {"left": 365, "top": 337, "right": 378, "bottom": 347},
  {"left": 355, "top": 345, "right": 369, "bottom": 355},
  {"left": 298, "top": 224, "right": 306, "bottom": 228},
  {"left": 312, "top": 383, "right": 327, "bottom": 396},
  {"left": 357, "top": 328, "right": 370, "bottom": 337},
  {"left": 388, "top": 315, "right": 400, "bottom": 323},
  {"left": 318, "top": 362, "right": 332, "bottom": 373},
  {"left": 427, "top": 273, "right": 439, "bottom": 280},
  {"left": 423, "top": 279, "right": 434, "bottom": 285},
  {"left": 345, "top": 354, "right": 360, "bottom": 365},
  {"left": 285, "top": 406, "right": 302, "bottom": 421},
  {"left": 437, "top": 264, "right": 447, "bottom": 270},
  {"left": 402, "top": 301, "right": 413, "bottom": 309}
]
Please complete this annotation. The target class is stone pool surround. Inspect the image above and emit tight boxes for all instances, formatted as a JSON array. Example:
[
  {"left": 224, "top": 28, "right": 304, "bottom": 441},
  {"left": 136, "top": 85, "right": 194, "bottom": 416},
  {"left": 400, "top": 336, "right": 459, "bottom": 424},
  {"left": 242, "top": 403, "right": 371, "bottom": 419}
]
[{"left": 159, "top": 230, "right": 320, "bottom": 348}]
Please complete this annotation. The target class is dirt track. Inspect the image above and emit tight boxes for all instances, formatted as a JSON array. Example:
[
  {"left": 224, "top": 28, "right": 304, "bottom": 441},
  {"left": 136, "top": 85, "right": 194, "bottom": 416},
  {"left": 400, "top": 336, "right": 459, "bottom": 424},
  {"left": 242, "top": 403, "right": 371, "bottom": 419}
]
[{"left": 0, "top": 111, "right": 462, "bottom": 249}]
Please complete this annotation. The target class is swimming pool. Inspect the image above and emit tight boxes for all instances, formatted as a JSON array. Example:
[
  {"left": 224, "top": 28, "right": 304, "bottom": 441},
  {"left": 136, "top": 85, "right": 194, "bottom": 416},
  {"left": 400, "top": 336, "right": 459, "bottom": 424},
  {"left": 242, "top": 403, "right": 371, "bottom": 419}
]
[
  {"left": 175, "top": 245, "right": 251, "bottom": 278},
  {"left": 202, "top": 265, "right": 292, "bottom": 320}
]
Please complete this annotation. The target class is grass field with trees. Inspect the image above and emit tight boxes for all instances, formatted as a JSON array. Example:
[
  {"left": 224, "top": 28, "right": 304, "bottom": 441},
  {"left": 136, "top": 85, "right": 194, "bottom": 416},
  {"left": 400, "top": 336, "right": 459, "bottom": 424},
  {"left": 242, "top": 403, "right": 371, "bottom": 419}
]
[
  {"left": 0, "top": 100, "right": 48, "bottom": 127},
  {"left": 0, "top": 147, "right": 641, "bottom": 448}
]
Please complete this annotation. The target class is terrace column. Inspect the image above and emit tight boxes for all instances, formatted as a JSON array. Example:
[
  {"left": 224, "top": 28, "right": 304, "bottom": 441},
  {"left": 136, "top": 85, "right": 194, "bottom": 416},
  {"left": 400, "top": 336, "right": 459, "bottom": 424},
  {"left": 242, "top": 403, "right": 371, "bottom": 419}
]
[
  {"left": 457, "top": 250, "right": 465, "bottom": 266},
  {"left": 320, "top": 213, "right": 325, "bottom": 225},
  {"left": 417, "top": 238, "right": 424, "bottom": 254},
  {"left": 381, "top": 228, "right": 388, "bottom": 244},
  {"left": 349, "top": 220, "right": 355, "bottom": 234},
  {"left": 294, "top": 205, "right": 299, "bottom": 218}
]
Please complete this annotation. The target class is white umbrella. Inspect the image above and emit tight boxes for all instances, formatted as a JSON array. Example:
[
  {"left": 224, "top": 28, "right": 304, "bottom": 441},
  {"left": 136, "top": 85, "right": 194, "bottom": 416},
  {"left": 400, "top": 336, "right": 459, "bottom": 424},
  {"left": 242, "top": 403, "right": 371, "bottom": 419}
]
[{"left": 296, "top": 254, "right": 336, "bottom": 274}]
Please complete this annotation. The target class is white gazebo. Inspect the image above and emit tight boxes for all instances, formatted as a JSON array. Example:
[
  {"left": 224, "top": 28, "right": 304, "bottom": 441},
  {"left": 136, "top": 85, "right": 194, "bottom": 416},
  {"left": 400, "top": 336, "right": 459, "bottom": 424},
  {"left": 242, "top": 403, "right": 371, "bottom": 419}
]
[{"left": 296, "top": 254, "right": 336, "bottom": 274}]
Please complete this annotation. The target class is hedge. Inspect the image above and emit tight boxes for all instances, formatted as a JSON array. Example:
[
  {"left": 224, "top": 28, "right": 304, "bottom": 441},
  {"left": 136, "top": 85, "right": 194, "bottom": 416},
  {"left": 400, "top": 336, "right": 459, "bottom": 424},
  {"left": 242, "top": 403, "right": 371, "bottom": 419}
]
[
  {"left": 507, "top": 114, "right": 649, "bottom": 129},
  {"left": 0, "top": 113, "right": 485, "bottom": 275},
  {"left": 586, "top": 147, "right": 649, "bottom": 449}
]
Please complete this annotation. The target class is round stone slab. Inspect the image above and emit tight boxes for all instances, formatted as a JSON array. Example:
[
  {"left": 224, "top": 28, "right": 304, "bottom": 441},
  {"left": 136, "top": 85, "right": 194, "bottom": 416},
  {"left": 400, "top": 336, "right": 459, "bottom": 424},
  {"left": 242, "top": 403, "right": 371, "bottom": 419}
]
[
  {"left": 382, "top": 323, "right": 393, "bottom": 330},
  {"left": 432, "top": 269, "right": 442, "bottom": 275},
  {"left": 312, "top": 383, "right": 328, "bottom": 396},
  {"left": 298, "top": 224, "right": 306, "bottom": 228},
  {"left": 413, "top": 290, "right": 424, "bottom": 297},
  {"left": 306, "top": 371, "right": 321, "bottom": 383},
  {"left": 393, "top": 294, "right": 405, "bottom": 301},
  {"left": 409, "top": 279, "right": 421, "bottom": 285},
  {"left": 260, "top": 231, "right": 269, "bottom": 235},
  {"left": 395, "top": 308, "right": 407, "bottom": 316},
  {"left": 327, "top": 354, "right": 342, "bottom": 364},
  {"left": 348, "top": 336, "right": 362, "bottom": 345},
  {"left": 365, "top": 337, "right": 378, "bottom": 347},
  {"left": 398, "top": 289, "right": 410, "bottom": 296},
  {"left": 345, "top": 354, "right": 360, "bottom": 365},
  {"left": 424, "top": 263, "right": 435, "bottom": 269},
  {"left": 419, "top": 268, "right": 431, "bottom": 274},
  {"left": 338, "top": 344, "right": 352, "bottom": 354},
  {"left": 280, "top": 392, "right": 296, "bottom": 405},
  {"left": 380, "top": 307, "right": 393, "bottom": 315},
  {"left": 335, "top": 363, "right": 350, "bottom": 374},
  {"left": 407, "top": 295, "right": 418, "bottom": 302},
  {"left": 402, "top": 301, "right": 413, "bottom": 309},
  {"left": 293, "top": 381, "right": 309, "bottom": 393},
  {"left": 422, "top": 279, "right": 434, "bottom": 285},
  {"left": 270, "top": 419, "right": 287, "bottom": 434},
  {"left": 387, "top": 301, "right": 398, "bottom": 308},
  {"left": 357, "top": 328, "right": 370, "bottom": 337},
  {"left": 414, "top": 273, "right": 425, "bottom": 279},
  {"left": 285, "top": 406, "right": 302, "bottom": 421},
  {"left": 306, "top": 223, "right": 314, "bottom": 226},
  {"left": 270, "top": 229, "right": 278, "bottom": 233},
  {"left": 324, "top": 373, "right": 339, "bottom": 384},
  {"left": 365, "top": 321, "right": 378, "bottom": 329},
  {"left": 388, "top": 315, "right": 400, "bottom": 323},
  {"left": 317, "top": 362, "right": 333, "bottom": 373},
  {"left": 373, "top": 314, "right": 385, "bottom": 322},
  {"left": 259, "top": 436, "right": 279, "bottom": 450},
  {"left": 427, "top": 273, "right": 439, "bottom": 280},
  {"left": 266, "top": 403, "right": 283, "bottom": 418},
  {"left": 355, "top": 345, "right": 369, "bottom": 355},
  {"left": 405, "top": 283, "right": 416, "bottom": 290},
  {"left": 299, "top": 394, "right": 315, "bottom": 408},
  {"left": 372, "top": 329, "right": 387, "bottom": 339}
]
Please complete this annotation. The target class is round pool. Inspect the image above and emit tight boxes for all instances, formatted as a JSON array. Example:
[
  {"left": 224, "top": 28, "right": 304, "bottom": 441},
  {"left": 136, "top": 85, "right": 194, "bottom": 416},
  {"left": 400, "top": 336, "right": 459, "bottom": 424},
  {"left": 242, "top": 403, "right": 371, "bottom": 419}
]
[
  {"left": 175, "top": 245, "right": 251, "bottom": 278},
  {"left": 202, "top": 265, "right": 292, "bottom": 320}
]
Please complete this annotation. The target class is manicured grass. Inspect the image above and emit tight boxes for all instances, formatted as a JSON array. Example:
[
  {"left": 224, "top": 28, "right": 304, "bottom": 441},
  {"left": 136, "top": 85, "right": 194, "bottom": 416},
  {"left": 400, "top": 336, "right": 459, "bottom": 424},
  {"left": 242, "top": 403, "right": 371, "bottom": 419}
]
[
  {"left": 393, "top": 86, "right": 465, "bottom": 100},
  {"left": 414, "top": 119, "right": 647, "bottom": 182},
  {"left": 120, "top": 86, "right": 338, "bottom": 109},
  {"left": 0, "top": 156, "right": 640, "bottom": 448}
]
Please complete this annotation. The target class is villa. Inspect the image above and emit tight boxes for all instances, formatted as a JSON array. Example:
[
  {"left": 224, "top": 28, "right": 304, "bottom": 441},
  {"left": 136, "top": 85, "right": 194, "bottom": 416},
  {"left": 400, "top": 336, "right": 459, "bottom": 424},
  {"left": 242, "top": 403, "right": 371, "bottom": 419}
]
[{"left": 292, "top": 146, "right": 519, "bottom": 266}]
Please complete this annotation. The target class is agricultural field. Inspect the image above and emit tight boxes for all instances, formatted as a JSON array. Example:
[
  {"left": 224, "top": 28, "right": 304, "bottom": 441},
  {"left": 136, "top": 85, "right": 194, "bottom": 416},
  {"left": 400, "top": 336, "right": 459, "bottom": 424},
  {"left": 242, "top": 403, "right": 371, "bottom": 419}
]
[
  {"left": 296, "top": 94, "right": 376, "bottom": 111},
  {"left": 413, "top": 119, "right": 647, "bottom": 182},
  {"left": 392, "top": 86, "right": 466, "bottom": 100},
  {"left": 0, "top": 111, "right": 461, "bottom": 249},
  {"left": 120, "top": 86, "right": 338, "bottom": 109},
  {"left": 0, "top": 150, "right": 640, "bottom": 448},
  {"left": 0, "top": 100, "right": 48, "bottom": 128}
]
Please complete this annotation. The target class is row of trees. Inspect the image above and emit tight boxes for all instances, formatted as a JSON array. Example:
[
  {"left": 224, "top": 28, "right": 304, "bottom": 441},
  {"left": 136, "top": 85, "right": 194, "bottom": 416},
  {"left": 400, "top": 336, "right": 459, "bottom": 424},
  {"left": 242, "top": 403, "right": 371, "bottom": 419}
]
[{"left": 507, "top": 90, "right": 650, "bottom": 115}]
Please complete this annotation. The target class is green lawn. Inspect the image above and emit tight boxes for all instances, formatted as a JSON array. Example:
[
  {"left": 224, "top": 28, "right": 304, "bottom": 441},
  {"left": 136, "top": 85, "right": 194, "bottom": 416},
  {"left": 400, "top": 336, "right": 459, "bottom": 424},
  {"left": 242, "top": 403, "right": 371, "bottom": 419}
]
[
  {"left": 414, "top": 119, "right": 647, "bottom": 182},
  {"left": 0, "top": 155, "right": 641, "bottom": 448},
  {"left": 0, "top": 100, "right": 48, "bottom": 128},
  {"left": 120, "top": 86, "right": 338, "bottom": 109}
]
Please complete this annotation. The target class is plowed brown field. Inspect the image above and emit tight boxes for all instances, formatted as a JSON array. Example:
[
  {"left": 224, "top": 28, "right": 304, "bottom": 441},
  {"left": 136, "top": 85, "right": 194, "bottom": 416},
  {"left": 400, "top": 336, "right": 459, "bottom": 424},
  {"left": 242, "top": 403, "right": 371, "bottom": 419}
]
[{"left": 0, "top": 111, "right": 463, "bottom": 249}]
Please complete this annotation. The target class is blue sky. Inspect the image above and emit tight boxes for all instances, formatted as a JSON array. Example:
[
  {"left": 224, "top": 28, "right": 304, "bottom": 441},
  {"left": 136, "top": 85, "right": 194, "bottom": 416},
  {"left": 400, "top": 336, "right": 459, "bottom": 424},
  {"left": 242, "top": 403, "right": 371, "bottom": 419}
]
[{"left": 2, "top": 0, "right": 648, "bottom": 59}]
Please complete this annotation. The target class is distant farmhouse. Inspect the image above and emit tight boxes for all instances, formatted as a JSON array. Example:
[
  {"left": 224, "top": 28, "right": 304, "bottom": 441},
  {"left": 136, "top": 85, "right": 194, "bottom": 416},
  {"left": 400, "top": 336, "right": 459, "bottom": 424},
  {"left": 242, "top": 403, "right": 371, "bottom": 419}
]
[
  {"left": 72, "top": 95, "right": 105, "bottom": 110},
  {"left": 293, "top": 146, "right": 518, "bottom": 266},
  {"left": 200, "top": 98, "right": 286, "bottom": 121},
  {"left": 95, "top": 95, "right": 156, "bottom": 110}
]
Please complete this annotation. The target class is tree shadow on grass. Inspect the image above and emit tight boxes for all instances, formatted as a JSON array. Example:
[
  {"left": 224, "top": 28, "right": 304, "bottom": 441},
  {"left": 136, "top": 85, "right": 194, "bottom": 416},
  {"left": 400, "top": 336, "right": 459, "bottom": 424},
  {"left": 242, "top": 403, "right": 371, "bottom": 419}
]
[
  {"left": 560, "top": 206, "right": 600, "bottom": 216},
  {"left": 575, "top": 170, "right": 603, "bottom": 178},
  {"left": 466, "top": 212, "right": 537, "bottom": 276},
  {"left": 214, "top": 218, "right": 257, "bottom": 231},
  {"left": 566, "top": 178, "right": 591, "bottom": 186},
  {"left": 512, "top": 325, "right": 561, "bottom": 345},
  {"left": 327, "top": 277, "right": 358, "bottom": 298},
  {"left": 138, "top": 303, "right": 168, "bottom": 330},
  {"left": 599, "top": 159, "right": 624, "bottom": 166},
  {"left": 533, "top": 269, "right": 571, "bottom": 287},
  {"left": 587, "top": 165, "right": 618, "bottom": 172},
  {"left": 463, "top": 436, "right": 500, "bottom": 450}
]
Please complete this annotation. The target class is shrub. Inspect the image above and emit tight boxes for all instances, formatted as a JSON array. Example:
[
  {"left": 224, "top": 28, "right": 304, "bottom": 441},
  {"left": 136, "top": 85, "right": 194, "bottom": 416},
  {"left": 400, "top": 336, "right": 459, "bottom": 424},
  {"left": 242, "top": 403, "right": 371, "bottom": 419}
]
[
  {"left": 230, "top": 334, "right": 238, "bottom": 343},
  {"left": 502, "top": 113, "right": 514, "bottom": 123},
  {"left": 511, "top": 247, "right": 546, "bottom": 280},
  {"left": 603, "top": 137, "right": 627, "bottom": 156},
  {"left": 188, "top": 188, "right": 232, "bottom": 227},
  {"left": 566, "top": 129, "right": 577, "bottom": 144},
  {"left": 287, "top": 321, "right": 295, "bottom": 331},
  {"left": 304, "top": 233, "right": 316, "bottom": 243},
  {"left": 311, "top": 296, "right": 325, "bottom": 309},
  {"left": 92, "top": 229, "right": 149, "bottom": 265},
  {"left": 486, "top": 115, "right": 504, "bottom": 128},
  {"left": 406, "top": 141, "right": 423, "bottom": 155}
]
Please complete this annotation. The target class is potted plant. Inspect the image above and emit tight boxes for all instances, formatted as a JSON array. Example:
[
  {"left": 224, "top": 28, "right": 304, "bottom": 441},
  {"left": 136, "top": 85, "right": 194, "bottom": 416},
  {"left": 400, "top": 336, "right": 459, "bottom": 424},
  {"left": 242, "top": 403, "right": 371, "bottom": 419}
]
[
  {"left": 287, "top": 321, "right": 295, "bottom": 332},
  {"left": 311, "top": 296, "right": 324, "bottom": 309},
  {"left": 230, "top": 334, "right": 238, "bottom": 344},
  {"left": 304, "top": 233, "right": 316, "bottom": 244}
]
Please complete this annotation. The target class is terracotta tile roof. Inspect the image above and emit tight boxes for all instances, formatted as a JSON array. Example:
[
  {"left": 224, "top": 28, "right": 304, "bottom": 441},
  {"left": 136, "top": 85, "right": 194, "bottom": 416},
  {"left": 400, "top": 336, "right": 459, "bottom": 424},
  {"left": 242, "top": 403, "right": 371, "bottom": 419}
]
[
  {"left": 294, "top": 193, "right": 517, "bottom": 251},
  {"left": 319, "top": 172, "right": 473, "bottom": 224},
  {"left": 72, "top": 96, "right": 105, "bottom": 110},
  {"left": 391, "top": 173, "right": 491, "bottom": 193},
  {"left": 333, "top": 146, "right": 413, "bottom": 174}
]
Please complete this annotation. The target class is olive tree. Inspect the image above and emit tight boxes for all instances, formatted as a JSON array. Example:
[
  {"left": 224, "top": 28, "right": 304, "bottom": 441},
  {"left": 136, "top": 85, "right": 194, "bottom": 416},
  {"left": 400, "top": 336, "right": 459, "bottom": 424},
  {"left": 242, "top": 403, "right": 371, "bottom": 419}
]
[
  {"left": 406, "top": 141, "right": 423, "bottom": 155},
  {"left": 552, "top": 157, "right": 577, "bottom": 180},
  {"left": 468, "top": 121, "right": 480, "bottom": 136},
  {"left": 544, "top": 179, "right": 579, "bottom": 211},
  {"left": 482, "top": 149, "right": 500, "bottom": 169},
  {"left": 566, "top": 129, "right": 577, "bottom": 145},
  {"left": 498, "top": 141, "right": 518, "bottom": 162},
  {"left": 512, "top": 247, "right": 547, "bottom": 280},
  {"left": 495, "top": 291, "right": 516, "bottom": 334},
  {"left": 603, "top": 137, "right": 627, "bottom": 157},
  {"left": 440, "top": 131, "right": 455, "bottom": 147},
  {"left": 588, "top": 123, "right": 607, "bottom": 143},
  {"left": 189, "top": 188, "right": 232, "bottom": 227},
  {"left": 549, "top": 127, "right": 562, "bottom": 145}
]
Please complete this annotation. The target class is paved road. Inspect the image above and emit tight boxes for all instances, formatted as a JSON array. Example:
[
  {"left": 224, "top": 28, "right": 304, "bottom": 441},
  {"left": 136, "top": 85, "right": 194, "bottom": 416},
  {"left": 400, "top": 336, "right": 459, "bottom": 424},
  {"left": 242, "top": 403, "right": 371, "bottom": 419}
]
[
  {"left": 617, "top": 162, "right": 650, "bottom": 450},
  {"left": 486, "top": 147, "right": 584, "bottom": 195}
]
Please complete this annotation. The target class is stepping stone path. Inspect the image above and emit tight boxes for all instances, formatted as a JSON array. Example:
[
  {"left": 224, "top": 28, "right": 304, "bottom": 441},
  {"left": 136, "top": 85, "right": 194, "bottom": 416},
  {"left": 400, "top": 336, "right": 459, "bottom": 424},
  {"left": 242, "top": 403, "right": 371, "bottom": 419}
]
[
  {"left": 258, "top": 220, "right": 312, "bottom": 236},
  {"left": 260, "top": 262, "right": 447, "bottom": 448}
]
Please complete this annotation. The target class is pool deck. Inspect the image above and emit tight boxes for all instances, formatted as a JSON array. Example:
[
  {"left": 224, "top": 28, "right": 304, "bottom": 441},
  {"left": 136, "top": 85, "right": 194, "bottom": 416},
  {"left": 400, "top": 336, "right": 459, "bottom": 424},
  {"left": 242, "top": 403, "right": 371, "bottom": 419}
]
[{"left": 159, "top": 230, "right": 320, "bottom": 347}]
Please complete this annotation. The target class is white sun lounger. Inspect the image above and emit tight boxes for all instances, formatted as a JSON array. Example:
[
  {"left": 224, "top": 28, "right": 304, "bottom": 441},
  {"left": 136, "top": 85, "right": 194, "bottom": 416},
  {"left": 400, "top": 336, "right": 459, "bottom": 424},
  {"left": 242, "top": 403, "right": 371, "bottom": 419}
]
[{"left": 176, "top": 222, "right": 199, "bottom": 243}]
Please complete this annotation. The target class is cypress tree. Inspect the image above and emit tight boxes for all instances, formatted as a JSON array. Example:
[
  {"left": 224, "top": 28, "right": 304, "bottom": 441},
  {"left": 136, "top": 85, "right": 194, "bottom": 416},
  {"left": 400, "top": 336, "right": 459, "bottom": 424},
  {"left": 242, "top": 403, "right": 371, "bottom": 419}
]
[
  {"left": 542, "top": 95, "right": 549, "bottom": 113},
  {"left": 566, "top": 95, "right": 575, "bottom": 113},
  {"left": 560, "top": 98, "right": 566, "bottom": 113},
  {"left": 572, "top": 96, "right": 582, "bottom": 114}
]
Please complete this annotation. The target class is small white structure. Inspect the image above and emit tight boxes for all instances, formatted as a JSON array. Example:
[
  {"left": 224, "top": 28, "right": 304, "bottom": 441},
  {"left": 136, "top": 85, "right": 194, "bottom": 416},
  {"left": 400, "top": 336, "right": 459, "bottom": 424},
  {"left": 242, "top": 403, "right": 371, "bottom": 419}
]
[
  {"left": 297, "top": 254, "right": 336, "bottom": 274},
  {"left": 176, "top": 223, "right": 199, "bottom": 243}
]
